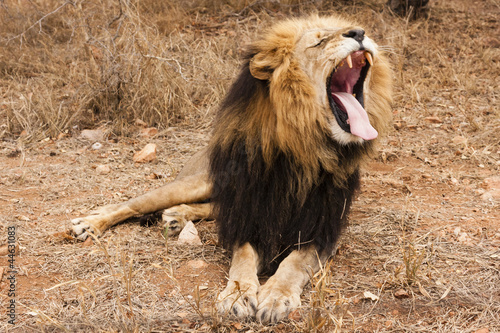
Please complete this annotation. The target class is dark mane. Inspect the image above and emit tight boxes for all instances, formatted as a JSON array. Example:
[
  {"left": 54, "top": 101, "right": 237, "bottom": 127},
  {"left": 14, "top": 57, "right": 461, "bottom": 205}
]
[
  {"left": 209, "top": 64, "right": 368, "bottom": 271},
  {"left": 218, "top": 56, "right": 268, "bottom": 116},
  {"left": 210, "top": 139, "right": 360, "bottom": 272}
]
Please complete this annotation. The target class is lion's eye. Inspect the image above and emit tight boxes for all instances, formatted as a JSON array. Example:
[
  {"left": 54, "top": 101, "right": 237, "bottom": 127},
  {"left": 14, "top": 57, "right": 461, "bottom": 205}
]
[{"left": 313, "top": 38, "right": 327, "bottom": 47}]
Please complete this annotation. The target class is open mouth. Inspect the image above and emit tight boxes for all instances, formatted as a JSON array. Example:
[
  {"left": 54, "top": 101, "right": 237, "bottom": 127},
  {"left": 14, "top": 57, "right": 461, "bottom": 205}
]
[{"left": 327, "top": 50, "right": 378, "bottom": 141}]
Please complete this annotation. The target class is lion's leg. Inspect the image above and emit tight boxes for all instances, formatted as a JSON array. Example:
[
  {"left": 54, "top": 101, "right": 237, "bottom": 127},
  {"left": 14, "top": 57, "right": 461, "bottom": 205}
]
[
  {"left": 162, "top": 202, "right": 213, "bottom": 237},
  {"left": 217, "top": 243, "right": 260, "bottom": 318},
  {"left": 71, "top": 173, "right": 211, "bottom": 240},
  {"left": 256, "top": 246, "right": 326, "bottom": 323}
]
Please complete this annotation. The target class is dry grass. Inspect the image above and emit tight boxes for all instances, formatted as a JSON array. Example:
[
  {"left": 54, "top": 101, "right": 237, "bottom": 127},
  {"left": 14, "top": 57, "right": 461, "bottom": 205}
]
[
  {"left": 1, "top": 0, "right": 499, "bottom": 332},
  {"left": 0, "top": 0, "right": 247, "bottom": 141}
]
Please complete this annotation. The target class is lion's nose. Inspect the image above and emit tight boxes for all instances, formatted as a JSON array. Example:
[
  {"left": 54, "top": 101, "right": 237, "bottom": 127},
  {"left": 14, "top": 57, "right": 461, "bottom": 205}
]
[{"left": 342, "top": 29, "right": 365, "bottom": 42}]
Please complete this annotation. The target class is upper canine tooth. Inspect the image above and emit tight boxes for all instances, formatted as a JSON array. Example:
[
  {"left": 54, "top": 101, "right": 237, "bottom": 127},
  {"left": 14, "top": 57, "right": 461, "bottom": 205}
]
[
  {"left": 346, "top": 54, "right": 353, "bottom": 68},
  {"left": 365, "top": 51, "right": 373, "bottom": 66}
]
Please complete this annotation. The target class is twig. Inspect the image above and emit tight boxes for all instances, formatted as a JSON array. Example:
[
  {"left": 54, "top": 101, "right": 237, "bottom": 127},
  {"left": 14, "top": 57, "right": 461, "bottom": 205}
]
[
  {"left": 5, "top": 1, "right": 74, "bottom": 43},
  {"left": 142, "top": 54, "right": 188, "bottom": 81}
]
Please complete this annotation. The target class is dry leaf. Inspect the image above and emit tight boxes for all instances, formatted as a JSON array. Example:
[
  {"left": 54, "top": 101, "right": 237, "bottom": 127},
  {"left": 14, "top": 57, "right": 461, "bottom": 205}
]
[
  {"left": 50, "top": 231, "right": 75, "bottom": 242},
  {"left": 439, "top": 286, "right": 452, "bottom": 300},
  {"left": 424, "top": 116, "right": 442, "bottom": 123},
  {"left": 134, "top": 119, "right": 148, "bottom": 127},
  {"left": 231, "top": 322, "right": 243, "bottom": 330},
  {"left": 417, "top": 282, "right": 432, "bottom": 298}
]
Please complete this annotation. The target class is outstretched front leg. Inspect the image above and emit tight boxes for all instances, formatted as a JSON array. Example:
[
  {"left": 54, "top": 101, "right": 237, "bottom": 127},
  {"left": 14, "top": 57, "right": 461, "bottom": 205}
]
[
  {"left": 256, "top": 246, "right": 326, "bottom": 323},
  {"left": 71, "top": 173, "right": 211, "bottom": 240},
  {"left": 217, "top": 243, "right": 260, "bottom": 318}
]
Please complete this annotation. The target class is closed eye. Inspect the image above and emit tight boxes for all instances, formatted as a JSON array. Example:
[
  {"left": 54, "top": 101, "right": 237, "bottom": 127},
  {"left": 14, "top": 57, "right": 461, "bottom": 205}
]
[{"left": 312, "top": 38, "right": 327, "bottom": 47}]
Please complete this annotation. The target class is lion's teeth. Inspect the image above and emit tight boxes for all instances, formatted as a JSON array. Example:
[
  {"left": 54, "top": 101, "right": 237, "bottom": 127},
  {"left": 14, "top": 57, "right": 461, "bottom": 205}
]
[
  {"left": 365, "top": 51, "right": 373, "bottom": 66},
  {"left": 346, "top": 54, "right": 353, "bottom": 68}
]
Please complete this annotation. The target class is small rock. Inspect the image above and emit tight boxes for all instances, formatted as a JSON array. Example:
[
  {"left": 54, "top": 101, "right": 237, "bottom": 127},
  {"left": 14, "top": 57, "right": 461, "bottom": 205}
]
[
  {"left": 82, "top": 237, "right": 94, "bottom": 247},
  {"left": 133, "top": 143, "right": 157, "bottom": 163},
  {"left": 186, "top": 259, "right": 208, "bottom": 269},
  {"left": 91, "top": 142, "right": 103, "bottom": 150},
  {"left": 394, "top": 289, "right": 409, "bottom": 299},
  {"left": 80, "top": 129, "right": 106, "bottom": 142},
  {"left": 363, "top": 291, "right": 379, "bottom": 301},
  {"left": 178, "top": 221, "right": 202, "bottom": 246},
  {"left": 140, "top": 127, "right": 158, "bottom": 137},
  {"left": 96, "top": 164, "right": 111, "bottom": 174}
]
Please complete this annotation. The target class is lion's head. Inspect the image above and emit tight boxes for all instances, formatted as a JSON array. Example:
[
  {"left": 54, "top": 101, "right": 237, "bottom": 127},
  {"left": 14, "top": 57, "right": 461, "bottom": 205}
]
[{"left": 212, "top": 15, "right": 392, "bottom": 191}]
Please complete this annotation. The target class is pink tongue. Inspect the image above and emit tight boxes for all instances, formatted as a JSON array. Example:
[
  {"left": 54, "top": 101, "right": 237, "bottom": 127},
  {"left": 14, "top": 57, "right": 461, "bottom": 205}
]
[{"left": 332, "top": 92, "right": 378, "bottom": 140}]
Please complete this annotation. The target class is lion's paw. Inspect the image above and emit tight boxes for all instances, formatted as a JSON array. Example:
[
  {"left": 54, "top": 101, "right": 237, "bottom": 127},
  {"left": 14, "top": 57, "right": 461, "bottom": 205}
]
[
  {"left": 162, "top": 209, "right": 188, "bottom": 237},
  {"left": 71, "top": 217, "right": 100, "bottom": 241},
  {"left": 217, "top": 280, "right": 259, "bottom": 319},
  {"left": 70, "top": 205, "right": 118, "bottom": 240},
  {"left": 256, "top": 279, "right": 301, "bottom": 323}
]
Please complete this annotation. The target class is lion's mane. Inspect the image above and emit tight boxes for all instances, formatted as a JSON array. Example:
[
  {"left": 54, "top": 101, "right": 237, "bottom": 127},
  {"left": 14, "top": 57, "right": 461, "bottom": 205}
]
[{"left": 209, "top": 16, "right": 392, "bottom": 271}]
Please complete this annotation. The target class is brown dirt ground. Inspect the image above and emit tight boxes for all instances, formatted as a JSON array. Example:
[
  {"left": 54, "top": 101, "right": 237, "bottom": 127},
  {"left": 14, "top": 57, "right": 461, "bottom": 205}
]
[{"left": 1, "top": 0, "right": 499, "bottom": 332}]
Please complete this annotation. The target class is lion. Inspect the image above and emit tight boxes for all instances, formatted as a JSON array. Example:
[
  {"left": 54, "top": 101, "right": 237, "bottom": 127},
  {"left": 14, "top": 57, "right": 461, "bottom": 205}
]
[{"left": 71, "top": 15, "right": 392, "bottom": 323}]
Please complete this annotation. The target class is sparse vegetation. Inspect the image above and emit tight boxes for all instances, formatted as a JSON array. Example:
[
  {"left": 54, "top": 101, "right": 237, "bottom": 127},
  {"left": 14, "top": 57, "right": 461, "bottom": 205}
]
[{"left": 1, "top": 0, "right": 499, "bottom": 332}]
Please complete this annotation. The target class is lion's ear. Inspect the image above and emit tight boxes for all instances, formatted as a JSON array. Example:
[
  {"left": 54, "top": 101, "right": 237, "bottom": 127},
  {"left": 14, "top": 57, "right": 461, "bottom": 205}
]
[{"left": 249, "top": 55, "right": 273, "bottom": 80}]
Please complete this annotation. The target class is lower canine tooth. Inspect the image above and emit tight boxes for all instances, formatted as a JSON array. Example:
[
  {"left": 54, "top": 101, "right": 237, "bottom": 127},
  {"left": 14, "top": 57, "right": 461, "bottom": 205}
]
[
  {"left": 365, "top": 51, "right": 373, "bottom": 66},
  {"left": 346, "top": 54, "right": 353, "bottom": 68}
]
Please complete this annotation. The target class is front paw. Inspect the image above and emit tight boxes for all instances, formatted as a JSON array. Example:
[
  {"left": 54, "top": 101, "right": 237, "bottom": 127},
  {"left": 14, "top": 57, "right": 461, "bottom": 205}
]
[
  {"left": 256, "top": 279, "right": 301, "bottom": 323},
  {"left": 71, "top": 216, "right": 101, "bottom": 241},
  {"left": 217, "top": 280, "right": 258, "bottom": 319},
  {"left": 70, "top": 205, "right": 116, "bottom": 240}
]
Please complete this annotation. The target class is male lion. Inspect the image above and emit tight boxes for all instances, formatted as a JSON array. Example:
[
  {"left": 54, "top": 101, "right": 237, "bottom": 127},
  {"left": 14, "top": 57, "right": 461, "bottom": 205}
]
[{"left": 72, "top": 15, "right": 392, "bottom": 323}]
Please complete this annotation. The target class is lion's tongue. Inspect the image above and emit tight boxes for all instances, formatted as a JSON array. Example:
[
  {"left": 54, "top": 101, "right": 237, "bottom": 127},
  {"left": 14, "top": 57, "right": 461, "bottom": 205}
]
[{"left": 332, "top": 92, "right": 378, "bottom": 141}]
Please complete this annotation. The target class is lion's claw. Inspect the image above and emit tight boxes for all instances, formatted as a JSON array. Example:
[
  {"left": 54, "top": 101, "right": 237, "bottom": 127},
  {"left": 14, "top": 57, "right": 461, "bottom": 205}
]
[
  {"left": 217, "top": 280, "right": 259, "bottom": 319},
  {"left": 256, "top": 280, "right": 301, "bottom": 323}
]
